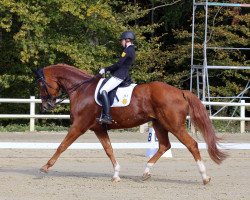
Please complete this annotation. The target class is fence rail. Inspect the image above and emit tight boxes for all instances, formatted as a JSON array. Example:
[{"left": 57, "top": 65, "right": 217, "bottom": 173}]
[{"left": 0, "top": 97, "right": 249, "bottom": 132}]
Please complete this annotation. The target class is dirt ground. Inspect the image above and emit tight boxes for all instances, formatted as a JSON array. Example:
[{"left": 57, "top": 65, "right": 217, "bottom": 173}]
[{"left": 0, "top": 131, "right": 249, "bottom": 200}]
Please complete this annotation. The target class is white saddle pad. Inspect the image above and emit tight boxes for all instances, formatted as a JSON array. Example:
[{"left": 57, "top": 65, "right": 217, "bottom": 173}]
[{"left": 94, "top": 78, "right": 137, "bottom": 107}]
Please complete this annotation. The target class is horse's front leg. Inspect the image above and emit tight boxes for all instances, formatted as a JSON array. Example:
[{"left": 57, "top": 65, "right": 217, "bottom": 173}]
[
  {"left": 94, "top": 129, "right": 121, "bottom": 182},
  {"left": 40, "top": 124, "right": 86, "bottom": 173}
]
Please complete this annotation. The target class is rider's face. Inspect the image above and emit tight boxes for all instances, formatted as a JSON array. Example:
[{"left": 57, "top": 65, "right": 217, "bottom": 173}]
[{"left": 121, "top": 39, "right": 126, "bottom": 47}]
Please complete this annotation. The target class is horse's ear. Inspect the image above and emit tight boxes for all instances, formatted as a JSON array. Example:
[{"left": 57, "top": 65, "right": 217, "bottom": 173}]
[
  {"left": 31, "top": 68, "right": 37, "bottom": 75},
  {"left": 31, "top": 67, "right": 41, "bottom": 80}
]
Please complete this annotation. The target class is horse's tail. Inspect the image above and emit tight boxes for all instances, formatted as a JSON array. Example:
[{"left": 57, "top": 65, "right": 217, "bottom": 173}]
[{"left": 183, "top": 90, "right": 228, "bottom": 164}]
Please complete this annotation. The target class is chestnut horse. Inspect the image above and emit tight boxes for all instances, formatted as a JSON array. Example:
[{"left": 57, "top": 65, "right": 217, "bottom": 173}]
[{"left": 35, "top": 63, "right": 227, "bottom": 185}]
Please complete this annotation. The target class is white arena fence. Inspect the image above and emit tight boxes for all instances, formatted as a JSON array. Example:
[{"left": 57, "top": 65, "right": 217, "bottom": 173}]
[{"left": 0, "top": 96, "right": 249, "bottom": 133}]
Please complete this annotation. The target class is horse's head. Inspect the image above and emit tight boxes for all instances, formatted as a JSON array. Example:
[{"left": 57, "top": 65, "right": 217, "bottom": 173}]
[{"left": 34, "top": 68, "right": 61, "bottom": 111}]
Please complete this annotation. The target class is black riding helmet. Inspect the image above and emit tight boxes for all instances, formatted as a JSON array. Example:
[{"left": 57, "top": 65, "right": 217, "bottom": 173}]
[{"left": 120, "top": 31, "right": 135, "bottom": 41}]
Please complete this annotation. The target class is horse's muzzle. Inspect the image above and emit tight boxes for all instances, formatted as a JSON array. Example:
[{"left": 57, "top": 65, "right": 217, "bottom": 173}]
[{"left": 41, "top": 101, "right": 56, "bottom": 112}]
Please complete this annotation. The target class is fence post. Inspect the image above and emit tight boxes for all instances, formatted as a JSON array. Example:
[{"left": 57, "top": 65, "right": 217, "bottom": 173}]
[
  {"left": 240, "top": 100, "right": 245, "bottom": 133},
  {"left": 30, "top": 96, "right": 35, "bottom": 131}
]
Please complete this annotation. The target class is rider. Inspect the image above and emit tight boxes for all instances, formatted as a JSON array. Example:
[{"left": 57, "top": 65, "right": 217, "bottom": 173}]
[{"left": 98, "top": 31, "right": 136, "bottom": 124}]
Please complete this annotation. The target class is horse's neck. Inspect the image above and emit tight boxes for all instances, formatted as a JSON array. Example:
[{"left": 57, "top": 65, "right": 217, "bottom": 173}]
[
  {"left": 53, "top": 68, "right": 91, "bottom": 94},
  {"left": 61, "top": 76, "right": 82, "bottom": 91}
]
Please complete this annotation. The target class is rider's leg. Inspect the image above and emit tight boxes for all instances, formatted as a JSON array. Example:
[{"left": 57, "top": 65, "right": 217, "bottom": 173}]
[
  {"left": 99, "top": 90, "right": 112, "bottom": 124},
  {"left": 98, "top": 76, "right": 123, "bottom": 124},
  {"left": 100, "top": 76, "right": 123, "bottom": 94}
]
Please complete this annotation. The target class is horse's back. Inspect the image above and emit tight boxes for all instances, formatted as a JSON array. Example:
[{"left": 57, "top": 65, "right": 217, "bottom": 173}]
[
  {"left": 132, "top": 81, "right": 188, "bottom": 113},
  {"left": 134, "top": 81, "right": 184, "bottom": 100}
]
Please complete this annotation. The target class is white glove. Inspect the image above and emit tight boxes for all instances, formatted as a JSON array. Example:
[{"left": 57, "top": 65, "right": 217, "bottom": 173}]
[{"left": 99, "top": 68, "right": 105, "bottom": 75}]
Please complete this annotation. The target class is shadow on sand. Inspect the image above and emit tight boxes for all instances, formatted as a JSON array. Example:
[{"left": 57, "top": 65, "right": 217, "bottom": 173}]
[{"left": 0, "top": 167, "right": 198, "bottom": 185}]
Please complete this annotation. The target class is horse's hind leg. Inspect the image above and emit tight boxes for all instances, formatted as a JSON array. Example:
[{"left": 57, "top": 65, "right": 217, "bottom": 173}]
[
  {"left": 172, "top": 127, "right": 211, "bottom": 185},
  {"left": 143, "top": 120, "right": 171, "bottom": 180},
  {"left": 94, "top": 129, "right": 121, "bottom": 182}
]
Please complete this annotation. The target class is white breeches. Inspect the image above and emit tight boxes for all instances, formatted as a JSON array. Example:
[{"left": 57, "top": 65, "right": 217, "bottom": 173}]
[{"left": 100, "top": 76, "right": 123, "bottom": 94}]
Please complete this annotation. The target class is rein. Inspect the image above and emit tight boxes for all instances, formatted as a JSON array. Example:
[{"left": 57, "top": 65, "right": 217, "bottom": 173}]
[
  {"left": 55, "top": 74, "right": 101, "bottom": 104},
  {"left": 36, "top": 67, "right": 101, "bottom": 105}
]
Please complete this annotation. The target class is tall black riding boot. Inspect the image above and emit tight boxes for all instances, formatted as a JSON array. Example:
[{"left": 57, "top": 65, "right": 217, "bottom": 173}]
[{"left": 98, "top": 91, "right": 112, "bottom": 124}]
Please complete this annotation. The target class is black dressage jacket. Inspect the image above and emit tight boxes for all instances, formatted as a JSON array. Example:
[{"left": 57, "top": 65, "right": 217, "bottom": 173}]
[{"left": 105, "top": 45, "right": 135, "bottom": 84}]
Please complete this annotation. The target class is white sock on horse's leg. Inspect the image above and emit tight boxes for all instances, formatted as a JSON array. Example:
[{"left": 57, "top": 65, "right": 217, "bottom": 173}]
[
  {"left": 144, "top": 163, "right": 154, "bottom": 174},
  {"left": 113, "top": 162, "right": 121, "bottom": 178},
  {"left": 196, "top": 160, "right": 207, "bottom": 179},
  {"left": 196, "top": 160, "right": 211, "bottom": 184}
]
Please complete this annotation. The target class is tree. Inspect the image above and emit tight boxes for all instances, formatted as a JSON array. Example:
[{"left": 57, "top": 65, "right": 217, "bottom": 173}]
[
  {"left": 0, "top": 0, "right": 166, "bottom": 125},
  {"left": 190, "top": 2, "right": 249, "bottom": 98}
]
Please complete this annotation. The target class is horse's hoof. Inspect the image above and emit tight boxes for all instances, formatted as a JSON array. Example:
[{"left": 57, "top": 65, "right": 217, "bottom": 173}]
[
  {"left": 142, "top": 172, "right": 151, "bottom": 181},
  {"left": 39, "top": 167, "right": 48, "bottom": 174},
  {"left": 203, "top": 176, "right": 211, "bottom": 185},
  {"left": 112, "top": 176, "right": 121, "bottom": 182}
]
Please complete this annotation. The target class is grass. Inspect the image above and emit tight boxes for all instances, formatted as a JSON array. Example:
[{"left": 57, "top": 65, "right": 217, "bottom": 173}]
[
  {"left": 0, "top": 124, "right": 68, "bottom": 132},
  {"left": 212, "top": 120, "right": 249, "bottom": 133},
  {"left": 0, "top": 124, "right": 28, "bottom": 132},
  {"left": 0, "top": 121, "right": 248, "bottom": 133}
]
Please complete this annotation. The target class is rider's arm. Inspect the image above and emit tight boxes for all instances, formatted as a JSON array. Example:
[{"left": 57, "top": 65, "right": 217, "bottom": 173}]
[{"left": 105, "top": 50, "right": 129, "bottom": 73}]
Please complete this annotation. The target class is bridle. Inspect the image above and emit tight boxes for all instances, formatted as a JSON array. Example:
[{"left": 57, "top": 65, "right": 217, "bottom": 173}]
[
  {"left": 35, "top": 68, "right": 57, "bottom": 102},
  {"left": 35, "top": 68, "right": 100, "bottom": 105}
]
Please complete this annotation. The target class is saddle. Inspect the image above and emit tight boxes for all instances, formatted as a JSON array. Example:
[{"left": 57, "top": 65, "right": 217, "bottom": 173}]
[{"left": 94, "top": 78, "right": 137, "bottom": 107}]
